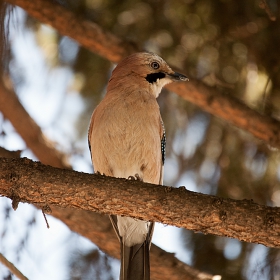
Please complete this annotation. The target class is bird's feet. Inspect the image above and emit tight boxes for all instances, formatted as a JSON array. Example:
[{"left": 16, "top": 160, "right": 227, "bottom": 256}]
[{"left": 128, "top": 173, "right": 143, "bottom": 181}]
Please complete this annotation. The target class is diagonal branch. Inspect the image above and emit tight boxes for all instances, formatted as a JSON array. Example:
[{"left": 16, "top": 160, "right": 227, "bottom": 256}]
[
  {"left": 5, "top": 0, "right": 139, "bottom": 63},
  {"left": 259, "top": 0, "right": 276, "bottom": 21},
  {"left": 0, "top": 81, "right": 69, "bottom": 168},
  {"left": 5, "top": 0, "right": 280, "bottom": 148},
  {"left": 168, "top": 81, "right": 280, "bottom": 148},
  {"left": 50, "top": 207, "right": 215, "bottom": 280},
  {"left": 1, "top": 157, "right": 280, "bottom": 249},
  {"left": 0, "top": 253, "right": 29, "bottom": 280}
]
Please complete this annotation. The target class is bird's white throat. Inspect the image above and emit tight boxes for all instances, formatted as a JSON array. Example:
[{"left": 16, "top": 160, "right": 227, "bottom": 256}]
[{"left": 150, "top": 77, "right": 172, "bottom": 98}]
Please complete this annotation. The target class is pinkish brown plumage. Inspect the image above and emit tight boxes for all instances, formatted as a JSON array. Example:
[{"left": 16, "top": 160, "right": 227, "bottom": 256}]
[{"left": 88, "top": 52, "right": 188, "bottom": 280}]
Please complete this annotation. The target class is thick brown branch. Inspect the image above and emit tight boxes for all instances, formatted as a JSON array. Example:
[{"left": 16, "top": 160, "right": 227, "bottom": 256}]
[
  {"left": 6, "top": 0, "right": 280, "bottom": 148},
  {"left": 0, "top": 148, "right": 213, "bottom": 280},
  {"left": 0, "top": 81, "right": 214, "bottom": 280},
  {"left": 5, "top": 0, "right": 139, "bottom": 63},
  {"left": 0, "top": 148, "right": 215, "bottom": 280},
  {"left": 168, "top": 81, "right": 280, "bottom": 148},
  {"left": 0, "top": 81, "right": 69, "bottom": 168},
  {"left": 1, "top": 157, "right": 280, "bottom": 248}
]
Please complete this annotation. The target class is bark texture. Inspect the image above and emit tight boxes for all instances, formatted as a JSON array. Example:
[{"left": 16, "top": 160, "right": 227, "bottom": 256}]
[
  {"left": 1, "top": 157, "right": 280, "bottom": 248},
  {"left": 0, "top": 149, "right": 213, "bottom": 280}
]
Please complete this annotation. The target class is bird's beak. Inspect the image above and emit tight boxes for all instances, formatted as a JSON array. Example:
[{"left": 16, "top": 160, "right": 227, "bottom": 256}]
[{"left": 167, "top": 72, "right": 189, "bottom": 82}]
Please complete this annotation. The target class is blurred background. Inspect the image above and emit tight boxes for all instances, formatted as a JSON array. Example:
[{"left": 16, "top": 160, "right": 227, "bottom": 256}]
[{"left": 1, "top": 0, "right": 280, "bottom": 279}]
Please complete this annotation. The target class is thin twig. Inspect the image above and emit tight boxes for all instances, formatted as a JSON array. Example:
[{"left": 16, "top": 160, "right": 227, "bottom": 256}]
[
  {"left": 261, "top": 76, "right": 271, "bottom": 113},
  {"left": 259, "top": 0, "right": 276, "bottom": 21},
  {"left": 0, "top": 253, "right": 29, "bottom": 280},
  {"left": 42, "top": 210, "right": 50, "bottom": 229}
]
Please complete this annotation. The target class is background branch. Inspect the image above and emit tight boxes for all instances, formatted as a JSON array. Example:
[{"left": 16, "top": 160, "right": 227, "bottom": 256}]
[
  {"left": 168, "top": 81, "right": 280, "bottom": 148},
  {"left": 259, "top": 0, "right": 276, "bottom": 21},
  {"left": 5, "top": 0, "right": 280, "bottom": 149},
  {"left": 1, "top": 157, "right": 280, "bottom": 249},
  {"left": 0, "top": 81, "right": 69, "bottom": 168},
  {"left": 0, "top": 253, "right": 29, "bottom": 280},
  {"left": 50, "top": 207, "right": 215, "bottom": 280},
  {"left": 1, "top": 0, "right": 279, "bottom": 278},
  {"left": 5, "top": 0, "right": 138, "bottom": 63}
]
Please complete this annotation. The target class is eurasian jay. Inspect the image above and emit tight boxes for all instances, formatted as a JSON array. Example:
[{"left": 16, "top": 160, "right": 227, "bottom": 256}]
[{"left": 88, "top": 52, "right": 188, "bottom": 280}]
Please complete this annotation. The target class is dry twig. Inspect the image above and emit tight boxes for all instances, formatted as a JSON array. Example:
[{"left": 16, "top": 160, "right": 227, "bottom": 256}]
[
  {"left": 259, "top": 0, "right": 276, "bottom": 21},
  {"left": 0, "top": 253, "right": 29, "bottom": 280}
]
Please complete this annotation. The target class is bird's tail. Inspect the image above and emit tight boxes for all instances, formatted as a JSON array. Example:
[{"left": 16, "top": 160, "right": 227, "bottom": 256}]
[
  {"left": 120, "top": 239, "right": 150, "bottom": 280},
  {"left": 109, "top": 215, "right": 153, "bottom": 280}
]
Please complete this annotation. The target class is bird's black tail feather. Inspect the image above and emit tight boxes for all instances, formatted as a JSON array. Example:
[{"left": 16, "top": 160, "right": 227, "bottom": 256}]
[
  {"left": 120, "top": 239, "right": 150, "bottom": 280},
  {"left": 109, "top": 215, "right": 154, "bottom": 280}
]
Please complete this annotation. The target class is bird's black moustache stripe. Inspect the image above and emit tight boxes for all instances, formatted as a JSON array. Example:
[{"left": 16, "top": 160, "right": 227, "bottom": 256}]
[{"left": 145, "top": 72, "right": 165, "bottom": 83}]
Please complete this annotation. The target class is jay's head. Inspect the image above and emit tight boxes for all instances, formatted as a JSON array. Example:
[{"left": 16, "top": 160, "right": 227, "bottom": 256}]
[{"left": 108, "top": 52, "right": 188, "bottom": 97}]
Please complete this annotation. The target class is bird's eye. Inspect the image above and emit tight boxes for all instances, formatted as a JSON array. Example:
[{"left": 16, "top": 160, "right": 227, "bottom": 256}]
[{"left": 151, "top": 61, "right": 160, "bottom": 69}]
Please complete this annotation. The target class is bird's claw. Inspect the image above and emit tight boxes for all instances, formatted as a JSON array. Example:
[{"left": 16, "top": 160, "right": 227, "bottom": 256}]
[
  {"left": 135, "top": 173, "right": 143, "bottom": 181},
  {"left": 128, "top": 173, "right": 143, "bottom": 181}
]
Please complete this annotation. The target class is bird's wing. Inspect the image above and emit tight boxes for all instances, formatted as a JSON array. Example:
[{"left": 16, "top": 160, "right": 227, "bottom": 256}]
[{"left": 88, "top": 111, "right": 95, "bottom": 160}]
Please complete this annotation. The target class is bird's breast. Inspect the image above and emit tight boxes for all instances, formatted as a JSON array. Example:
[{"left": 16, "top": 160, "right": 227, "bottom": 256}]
[{"left": 90, "top": 93, "right": 162, "bottom": 184}]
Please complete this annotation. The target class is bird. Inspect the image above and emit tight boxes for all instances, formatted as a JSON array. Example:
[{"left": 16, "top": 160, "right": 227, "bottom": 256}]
[{"left": 88, "top": 52, "right": 188, "bottom": 280}]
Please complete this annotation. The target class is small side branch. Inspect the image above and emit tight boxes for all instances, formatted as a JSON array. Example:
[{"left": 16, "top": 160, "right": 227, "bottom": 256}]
[
  {"left": 0, "top": 253, "right": 29, "bottom": 280},
  {"left": 0, "top": 146, "right": 21, "bottom": 158},
  {"left": 259, "top": 0, "right": 277, "bottom": 21}
]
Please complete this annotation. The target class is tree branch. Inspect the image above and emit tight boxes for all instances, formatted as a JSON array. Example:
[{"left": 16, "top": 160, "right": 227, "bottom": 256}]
[
  {"left": 0, "top": 146, "right": 21, "bottom": 158},
  {"left": 5, "top": 0, "right": 280, "bottom": 148},
  {"left": 50, "top": 207, "right": 215, "bottom": 280},
  {"left": 0, "top": 151, "right": 217, "bottom": 280},
  {"left": 1, "top": 157, "right": 280, "bottom": 249},
  {"left": 0, "top": 84, "right": 214, "bottom": 280},
  {"left": 259, "top": 0, "right": 276, "bottom": 21},
  {"left": 168, "top": 81, "right": 280, "bottom": 148},
  {"left": 5, "top": 0, "right": 139, "bottom": 63},
  {"left": 0, "top": 81, "right": 69, "bottom": 168},
  {"left": 0, "top": 253, "right": 29, "bottom": 280}
]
